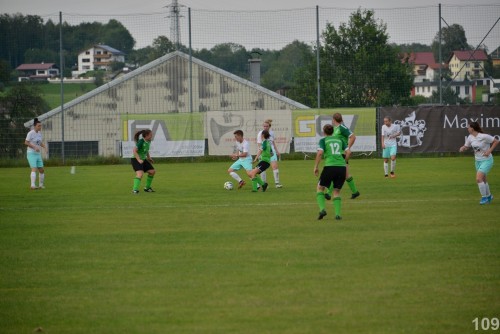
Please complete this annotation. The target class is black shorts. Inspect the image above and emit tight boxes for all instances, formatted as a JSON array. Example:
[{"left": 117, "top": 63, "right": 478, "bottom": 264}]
[
  {"left": 319, "top": 166, "right": 346, "bottom": 189},
  {"left": 256, "top": 161, "right": 270, "bottom": 173},
  {"left": 131, "top": 158, "right": 154, "bottom": 172}
]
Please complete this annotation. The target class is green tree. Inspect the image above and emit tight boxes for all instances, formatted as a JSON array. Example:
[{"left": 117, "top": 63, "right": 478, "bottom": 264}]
[
  {"left": 0, "top": 83, "right": 49, "bottom": 158},
  {"left": 432, "top": 24, "right": 471, "bottom": 62},
  {"left": 290, "top": 9, "right": 413, "bottom": 107},
  {"left": 196, "top": 43, "right": 249, "bottom": 79},
  {"left": 0, "top": 59, "right": 12, "bottom": 87},
  {"left": 100, "top": 19, "right": 135, "bottom": 54},
  {"left": 260, "top": 41, "right": 314, "bottom": 92},
  {"left": 148, "top": 36, "right": 176, "bottom": 62}
]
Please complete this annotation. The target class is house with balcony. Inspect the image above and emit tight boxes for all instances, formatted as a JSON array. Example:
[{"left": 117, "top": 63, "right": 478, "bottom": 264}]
[
  {"left": 16, "top": 63, "right": 59, "bottom": 81},
  {"left": 407, "top": 52, "right": 444, "bottom": 83},
  {"left": 447, "top": 50, "right": 488, "bottom": 81},
  {"left": 73, "top": 44, "right": 125, "bottom": 77}
]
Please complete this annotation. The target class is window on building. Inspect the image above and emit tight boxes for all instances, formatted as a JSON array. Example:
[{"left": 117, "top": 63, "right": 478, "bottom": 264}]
[
  {"left": 82, "top": 58, "right": 90, "bottom": 63},
  {"left": 465, "top": 86, "right": 470, "bottom": 95},
  {"left": 466, "top": 62, "right": 470, "bottom": 68},
  {"left": 85, "top": 51, "right": 90, "bottom": 55},
  {"left": 455, "top": 86, "right": 460, "bottom": 94},
  {"left": 83, "top": 65, "right": 90, "bottom": 70}
]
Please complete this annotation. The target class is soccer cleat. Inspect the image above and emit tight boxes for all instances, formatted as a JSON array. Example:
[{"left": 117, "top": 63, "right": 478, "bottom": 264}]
[
  {"left": 479, "top": 196, "right": 489, "bottom": 205},
  {"left": 38, "top": 185, "right": 45, "bottom": 189},
  {"left": 324, "top": 193, "right": 332, "bottom": 200},
  {"left": 318, "top": 210, "right": 327, "bottom": 220},
  {"left": 132, "top": 190, "right": 139, "bottom": 194},
  {"left": 275, "top": 183, "right": 283, "bottom": 188},
  {"left": 488, "top": 194, "right": 494, "bottom": 204},
  {"left": 335, "top": 215, "right": 342, "bottom": 220},
  {"left": 238, "top": 180, "right": 246, "bottom": 189},
  {"left": 30, "top": 186, "right": 38, "bottom": 190},
  {"left": 262, "top": 183, "right": 268, "bottom": 192},
  {"left": 390, "top": 172, "right": 396, "bottom": 178},
  {"left": 351, "top": 191, "right": 360, "bottom": 199},
  {"left": 144, "top": 187, "right": 155, "bottom": 192},
  {"left": 385, "top": 174, "right": 389, "bottom": 178}
]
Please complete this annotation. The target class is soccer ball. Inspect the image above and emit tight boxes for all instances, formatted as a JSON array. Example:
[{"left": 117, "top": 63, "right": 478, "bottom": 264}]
[{"left": 224, "top": 181, "right": 234, "bottom": 190}]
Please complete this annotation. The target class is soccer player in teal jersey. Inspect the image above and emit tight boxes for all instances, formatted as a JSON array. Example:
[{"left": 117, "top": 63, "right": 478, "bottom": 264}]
[
  {"left": 314, "top": 124, "right": 347, "bottom": 220},
  {"left": 250, "top": 130, "right": 272, "bottom": 192},
  {"left": 131, "top": 129, "right": 156, "bottom": 194},
  {"left": 325, "top": 112, "right": 360, "bottom": 200}
]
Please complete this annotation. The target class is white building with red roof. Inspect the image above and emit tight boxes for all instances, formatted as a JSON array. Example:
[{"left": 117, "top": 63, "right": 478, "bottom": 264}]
[
  {"left": 15, "top": 63, "right": 59, "bottom": 81},
  {"left": 447, "top": 50, "right": 488, "bottom": 81}
]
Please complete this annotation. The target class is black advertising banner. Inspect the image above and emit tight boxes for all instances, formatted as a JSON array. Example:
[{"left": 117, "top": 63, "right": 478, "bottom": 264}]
[{"left": 378, "top": 106, "right": 500, "bottom": 153}]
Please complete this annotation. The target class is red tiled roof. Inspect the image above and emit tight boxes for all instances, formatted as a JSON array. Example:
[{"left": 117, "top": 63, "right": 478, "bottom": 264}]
[
  {"left": 408, "top": 52, "right": 436, "bottom": 65},
  {"left": 406, "top": 52, "right": 446, "bottom": 70},
  {"left": 16, "top": 63, "right": 57, "bottom": 70},
  {"left": 449, "top": 50, "right": 488, "bottom": 62}
]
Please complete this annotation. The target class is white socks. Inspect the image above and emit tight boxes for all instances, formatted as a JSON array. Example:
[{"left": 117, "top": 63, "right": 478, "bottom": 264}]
[
  {"left": 391, "top": 160, "right": 396, "bottom": 173},
  {"left": 30, "top": 172, "right": 45, "bottom": 187},
  {"left": 384, "top": 162, "right": 389, "bottom": 175},
  {"left": 230, "top": 172, "right": 242, "bottom": 183},
  {"left": 273, "top": 169, "right": 280, "bottom": 184},
  {"left": 261, "top": 171, "right": 267, "bottom": 182},
  {"left": 478, "top": 182, "right": 491, "bottom": 197},
  {"left": 30, "top": 172, "right": 36, "bottom": 187},
  {"left": 478, "top": 182, "right": 488, "bottom": 197}
]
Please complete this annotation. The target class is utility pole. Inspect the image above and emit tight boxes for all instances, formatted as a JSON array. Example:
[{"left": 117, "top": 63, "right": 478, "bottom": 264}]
[{"left": 166, "top": 0, "right": 184, "bottom": 49}]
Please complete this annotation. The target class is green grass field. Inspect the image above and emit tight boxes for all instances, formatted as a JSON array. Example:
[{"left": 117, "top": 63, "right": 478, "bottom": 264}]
[
  {"left": 38, "top": 83, "right": 96, "bottom": 110},
  {"left": 0, "top": 157, "right": 499, "bottom": 333}
]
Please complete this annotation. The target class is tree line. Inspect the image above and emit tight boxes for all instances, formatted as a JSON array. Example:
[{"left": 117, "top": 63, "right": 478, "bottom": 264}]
[{"left": 1, "top": 10, "right": 498, "bottom": 112}]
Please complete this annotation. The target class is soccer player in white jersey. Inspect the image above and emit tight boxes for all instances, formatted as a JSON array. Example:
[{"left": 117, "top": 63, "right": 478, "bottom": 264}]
[
  {"left": 24, "top": 118, "right": 47, "bottom": 190},
  {"left": 256, "top": 119, "right": 282, "bottom": 188},
  {"left": 381, "top": 116, "right": 401, "bottom": 178},
  {"left": 228, "top": 130, "right": 253, "bottom": 189},
  {"left": 459, "top": 121, "right": 499, "bottom": 205}
]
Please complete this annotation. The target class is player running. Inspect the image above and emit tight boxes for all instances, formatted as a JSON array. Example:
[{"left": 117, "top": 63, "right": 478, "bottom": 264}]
[
  {"left": 325, "top": 112, "right": 360, "bottom": 200},
  {"left": 228, "top": 130, "right": 253, "bottom": 189},
  {"left": 250, "top": 129, "right": 272, "bottom": 192},
  {"left": 459, "top": 121, "right": 499, "bottom": 205},
  {"left": 314, "top": 124, "right": 347, "bottom": 220}
]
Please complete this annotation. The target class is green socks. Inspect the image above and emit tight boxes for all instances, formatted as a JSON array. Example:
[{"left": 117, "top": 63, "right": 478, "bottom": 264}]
[
  {"left": 346, "top": 176, "right": 358, "bottom": 194},
  {"left": 316, "top": 192, "right": 326, "bottom": 211},
  {"left": 133, "top": 177, "right": 141, "bottom": 191},
  {"left": 252, "top": 177, "right": 264, "bottom": 191},
  {"left": 333, "top": 197, "right": 342, "bottom": 217},
  {"left": 146, "top": 175, "right": 154, "bottom": 188}
]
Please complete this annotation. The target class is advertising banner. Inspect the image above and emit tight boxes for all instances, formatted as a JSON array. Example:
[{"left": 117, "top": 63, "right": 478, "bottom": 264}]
[
  {"left": 207, "top": 110, "right": 292, "bottom": 156},
  {"left": 293, "top": 109, "right": 377, "bottom": 153},
  {"left": 121, "top": 114, "right": 205, "bottom": 157},
  {"left": 378, "top": 105, "right": 500, "bottom": 153}
]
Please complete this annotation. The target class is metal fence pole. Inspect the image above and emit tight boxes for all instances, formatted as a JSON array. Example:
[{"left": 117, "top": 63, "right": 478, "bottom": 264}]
[
  {"left": 438, "top": 4, "right": 442, "bottom": 104},
  {"left": 59, "top": 11, "right": 65, "bottom": 163},
  {"left": 316, "top": 6, "right": 321, "bottom": 109}
]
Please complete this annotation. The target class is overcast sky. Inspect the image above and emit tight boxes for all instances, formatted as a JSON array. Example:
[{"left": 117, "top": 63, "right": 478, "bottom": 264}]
[
  {"left": 1, "top": 0, "right": 498, "bottom": 14},
  {"left": 1, "top": 0, "right": 498, "bottom": 51}
]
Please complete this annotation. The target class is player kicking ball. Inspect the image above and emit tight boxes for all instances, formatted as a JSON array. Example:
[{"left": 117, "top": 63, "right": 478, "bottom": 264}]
[{"left": 249, "top": 130, "right": 272, "bottom": 192}]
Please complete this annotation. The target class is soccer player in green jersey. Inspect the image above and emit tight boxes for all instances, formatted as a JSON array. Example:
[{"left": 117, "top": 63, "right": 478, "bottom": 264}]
[
  {"left": 314, "top": 124, "right": 347, "bottom": 220},
  {"left": 325, "top": 112, "right": 360, "bottom": 200},
  {"left": 131, "top": 129, "right": 156, "bottom": 194},
  {"left": 250, "top": 130, "right": 272, "bottom": 192}
]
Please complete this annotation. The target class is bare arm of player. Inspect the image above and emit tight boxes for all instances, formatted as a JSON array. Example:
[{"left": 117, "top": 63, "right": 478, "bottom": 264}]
[
  {"left": 484, "top": 138, "right": 499, "bottom": 157},
  {"left": 313, "top": 150, "right": 323, "bottom": 177}
]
